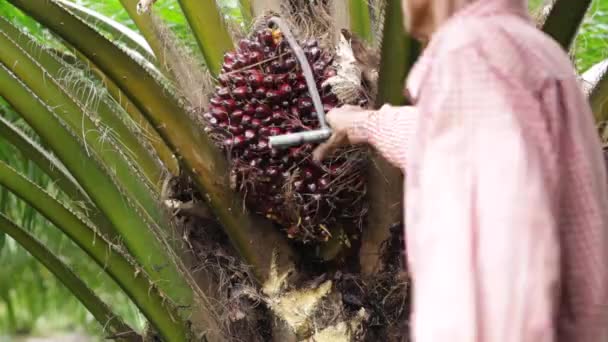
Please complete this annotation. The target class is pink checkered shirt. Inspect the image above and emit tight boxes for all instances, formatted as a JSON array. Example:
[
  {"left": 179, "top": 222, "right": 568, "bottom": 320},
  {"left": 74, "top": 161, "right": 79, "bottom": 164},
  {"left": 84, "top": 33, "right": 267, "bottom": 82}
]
[{"left": 353, "top": 1, "right": 608, "bottom": 341}]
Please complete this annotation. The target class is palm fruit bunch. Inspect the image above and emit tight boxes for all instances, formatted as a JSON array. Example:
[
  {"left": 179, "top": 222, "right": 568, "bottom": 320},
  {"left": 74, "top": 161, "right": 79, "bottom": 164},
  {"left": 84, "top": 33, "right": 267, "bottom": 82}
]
[{"left": 202, "top": 21, "right": 367, "bottom": 244}]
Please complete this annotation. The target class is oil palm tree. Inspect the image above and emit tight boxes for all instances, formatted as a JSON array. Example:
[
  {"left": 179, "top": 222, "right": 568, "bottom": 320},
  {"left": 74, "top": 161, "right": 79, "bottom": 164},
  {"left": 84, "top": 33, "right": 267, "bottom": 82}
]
[{"left": 0, "top": 0, "right": 605, "bottom": 340}]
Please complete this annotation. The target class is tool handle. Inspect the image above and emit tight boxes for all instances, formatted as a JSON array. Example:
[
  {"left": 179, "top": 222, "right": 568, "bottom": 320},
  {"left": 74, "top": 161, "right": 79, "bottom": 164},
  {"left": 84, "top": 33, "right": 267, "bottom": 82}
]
[
  {"left": 269, "top": 129, "right": 332, "bottom": 149},
  {"left": 269, "top": 17, "right": 329, "bottom": 130}
]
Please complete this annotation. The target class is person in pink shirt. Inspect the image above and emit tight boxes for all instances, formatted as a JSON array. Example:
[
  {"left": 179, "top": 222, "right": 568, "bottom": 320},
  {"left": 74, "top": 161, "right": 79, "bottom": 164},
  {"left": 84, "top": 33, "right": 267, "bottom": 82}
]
[{"left": 313, "top": 0, "right": 608, "bottom": 341}]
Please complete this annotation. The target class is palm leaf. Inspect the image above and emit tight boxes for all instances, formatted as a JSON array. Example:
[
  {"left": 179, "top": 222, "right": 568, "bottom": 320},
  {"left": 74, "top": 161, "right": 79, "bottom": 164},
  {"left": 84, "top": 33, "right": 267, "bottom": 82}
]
[
  {"left": 0, "top": 212, "right": 139, "bottom": 340},
  {"left": 5, "top": 0, "right": 296, "bottom": 283},
  {"left": 176, "top": 0, "right": 235, "bottom": 75},
  {"left": 0, "top": 63, "right": 194, "bottom": 311},
  {"left": 55, "top": 0, "right": 156, "bottom": 64},
  {"left": 0, "top": 159, "right": 187, "bottom": 341}
]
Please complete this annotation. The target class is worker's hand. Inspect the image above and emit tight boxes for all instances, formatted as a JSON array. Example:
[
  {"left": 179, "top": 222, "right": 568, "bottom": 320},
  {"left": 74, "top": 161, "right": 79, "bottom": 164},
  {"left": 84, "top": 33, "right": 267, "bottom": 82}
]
[{"left": 312, "top": 105, "right": 372, "bottom": 162}]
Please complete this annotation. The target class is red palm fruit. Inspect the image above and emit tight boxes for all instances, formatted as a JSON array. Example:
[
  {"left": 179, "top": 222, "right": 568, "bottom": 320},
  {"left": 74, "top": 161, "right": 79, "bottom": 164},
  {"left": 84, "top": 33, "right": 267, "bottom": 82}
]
[
  {"left": 270, "top": 60, "right": 284, "bottom": 73},
  {"left": 258, "top": 29, "right": 274, "bottom": 46},
  {"left": 302, "top": 167, "right": 315, "bottom": 180},
  {"left": 241, "top": 115, "right": 252, "bottom": 127},
  {"left": 249, "top": 41, "right": 263, "bottom": 52},
  {"left": 293, "top": 180, "right": 304, "bottom": 191},
  {"left": 228, "top": 125, "right": 243, "bottom": 135},
  {"left": 218, "top": 73, "right": 230, "bottom": 85},
  {"left": 284, "top": 57, "right": 297, "bottom": 70},
  {"left": 217, "top": 87, "right": 231, "bottom": 98},
  {"left": 259, "top": 126, "right": 270, "bottom": 136},
  {"left": 223, "top": 137, "right": 234, "bottom": 148},
  {"left": 313, "top": 63, "right": 325, "bottom": 76},
  {"left": 306, "top": 182, "right": 317, "bottom": 193},
  {"left": 210, "top": 96, "right": 223, "bottom": 106},
  {"left": 236, "top": 53, "right": 249, "bottom": 66},
  {"left": 251, "top": 118, "right": 262, "bottom": 129},
  {"left": 208, "top": 117, "right": 219, "bottom": 126},
  {"left": 307, "top": 47, "right": 321, "bottom": 61},
  {"left": 224, "top": 52, "right": 236, "bottom": 63},
  {"left": 248, "top": 70, "right": 264, "bottom": 87},
  {"left": 257, "top": 139, "right": 269, "bottom": 150},
  {"left": 294, "top": 81, "right": 308, "bottom": 93},
  {"left": 279, "top": 83, "right": 292, "bottom": 94},
  {"left": 266, "top": 90, "right": 281, "bottom": 103},
  {"left": 239, "top": 39, "right": 252, "bottom": 51},
  {"left": 271, "top": 110, "right": 284, "bottom": 122},
  {"left": 297, "top": 97, "right": 313, "bottom": 113},
  {"left": 263, "top": 75, "right": 274, "bottom": 87},
  {"left": 250, "top": 157, "right": 263, "bottom": 167},
  {"left": 242, "top": 103, "right": 255, "bottom": 115},
  {"left": 255, "top": 104, "right": 270, "bottom": 118},
  {"left": 281, "top": 100, "right": 290, "bottom": 108},
  {"left": 250, "top": 51, "right": 263, "bottom": 62},
  {"left": 269, "top": 127, "right": 282, "bottom": 136},
  {"left": 244, "top": 129, "right": 256, "bottom": 140},
  {"left": 287, "top": 72, "right": 298, "bottom": 83},
  {"left": 232, "top": 73, "right": 247, "bottom": 86},
  {"left": 231, "top": 109, "right": 244, "bottom": 123},
  {"left": 222, "top": 98, "right": 237, "bottom": 110},
  {"left": 211, "top": 106, "right": 229, "bottom": 120},
  {"left": 234, "top": 86, "right": 252, "bottom": 100},
  {"left": 318, "top": 177, "right": 330, "bottom": 190},
  {"left": 233, "top": 135, "right": 246, "bottom": 147},
  {"left": 266, "top": 167, "right": 279, "bottom": 177},
  {"left": 255, "top": 87, "right": 267, "bottom": 99},
  {"left": 274, "top": 73, "right": 288, "bottom": 85}
]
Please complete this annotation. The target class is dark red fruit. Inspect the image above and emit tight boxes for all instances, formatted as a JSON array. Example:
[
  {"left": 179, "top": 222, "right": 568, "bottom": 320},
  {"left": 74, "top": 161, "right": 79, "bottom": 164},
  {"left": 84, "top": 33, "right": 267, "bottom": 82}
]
[
  {"left": 255, "top": 87, "right": 267, "bottom": 99},
  {"left": 233, "top": 73, "right": 247, "bottom": 86},
  {"left": 247, "top": 51, "right": 264, "bottom": 63},
  {"left": 284, "top": 57, "right": 297, "bottom": 70},
  {"left": 233, "top": 86, "right": 251, "bottom": 99},
  {"left": 255, "top": 104, "right": 270, "bottom": 118},
  {"left": 248, "top": 70, "right": 264, "bottom": 87},
  {"left": 241, "top": 115, "right": 252, "bottom": 126},
  {"left": 217, "top": 87, "right": 231, "bottom": 98},
  {"left": 269, "top": 127, "right": 282, "bottom": 136},
  {"left": 231, "top": 109, "right": 244, "bottom": 123},
  {"left": 242, "top": 103, "right": 255, "bottom": 115},
  {"left": 239, "top": 39, "right": 252, "bottom": 51},
  {"left": 257, "top": 139, "right": 269, "bottom": 150},
  {"left": 263, "top": 75, "right": 274, "bottom": 87},
  {"left": 211, "top": 106, "right": 228, "bottom": 120},
  {"left": 222, "top": 99, "right": 237, "bottom": 110},
  {"left": 258, "top": 29, "right": 274, "bottom": 46},
  {"left": 259, "top": 127, "right": 270, "bottom": 136},
  {"left": 295, "top": 81, "right": 308, "bottom": 93},
  {"left": 279, "top": 83, "right": 292, "bottom": 94},
  {"left": 251, "top": 118, "right": 262, "bottom": 129},
  {"left": 244, "top": 129, "right": 256, "bottom": 140},
  {"left": 266, "top": 90, "right": 282, "bottom": 103},
  {"left": 297, "top": 98, "right": 313, "bottom": 113}
]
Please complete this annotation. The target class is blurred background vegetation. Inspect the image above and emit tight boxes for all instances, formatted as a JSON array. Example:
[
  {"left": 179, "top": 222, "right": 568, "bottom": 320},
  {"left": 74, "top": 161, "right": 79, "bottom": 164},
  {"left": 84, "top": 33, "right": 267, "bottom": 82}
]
[{"left": 0, "top": 0, "right": 606, "bottom": 340}]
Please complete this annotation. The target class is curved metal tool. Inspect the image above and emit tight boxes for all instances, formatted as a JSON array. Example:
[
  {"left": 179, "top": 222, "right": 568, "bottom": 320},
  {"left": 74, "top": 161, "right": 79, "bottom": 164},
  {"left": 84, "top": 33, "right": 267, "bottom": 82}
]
[{"left": 267, "top": 17, "right": 332, "bottom": 149}]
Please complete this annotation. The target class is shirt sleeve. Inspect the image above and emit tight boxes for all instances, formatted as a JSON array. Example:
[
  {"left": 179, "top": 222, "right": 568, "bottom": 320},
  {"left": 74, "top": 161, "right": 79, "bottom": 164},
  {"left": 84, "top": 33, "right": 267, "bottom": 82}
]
[
  {"left": 409, "top": 46, "right": 561, "bottom": 342},
  {"left": 348, "top": 104, "right": 418, "bottom": 171}
]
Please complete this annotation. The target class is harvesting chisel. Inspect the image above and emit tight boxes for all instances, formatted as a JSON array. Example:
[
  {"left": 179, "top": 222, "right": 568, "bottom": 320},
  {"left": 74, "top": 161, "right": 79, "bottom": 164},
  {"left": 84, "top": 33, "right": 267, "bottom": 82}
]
[{"left": 267, "top": 17, "right": 333, "bottom": 149}]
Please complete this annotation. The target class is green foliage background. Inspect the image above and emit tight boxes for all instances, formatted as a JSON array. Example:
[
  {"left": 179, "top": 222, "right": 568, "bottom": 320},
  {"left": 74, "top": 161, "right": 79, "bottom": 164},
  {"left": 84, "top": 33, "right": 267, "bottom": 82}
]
[{"left": 0, "top": 0, "right": 606, "bottom": 339}]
